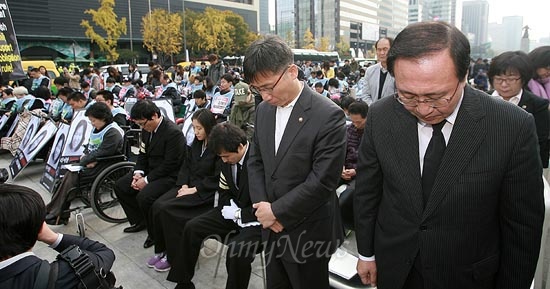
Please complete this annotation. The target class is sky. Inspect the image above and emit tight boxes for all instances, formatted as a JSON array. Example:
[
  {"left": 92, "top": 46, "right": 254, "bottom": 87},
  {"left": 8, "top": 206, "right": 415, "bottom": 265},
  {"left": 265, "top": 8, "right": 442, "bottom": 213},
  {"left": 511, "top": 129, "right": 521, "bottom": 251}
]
[{"left": 485, "top": 0, "right": 550, "bottom": 41}]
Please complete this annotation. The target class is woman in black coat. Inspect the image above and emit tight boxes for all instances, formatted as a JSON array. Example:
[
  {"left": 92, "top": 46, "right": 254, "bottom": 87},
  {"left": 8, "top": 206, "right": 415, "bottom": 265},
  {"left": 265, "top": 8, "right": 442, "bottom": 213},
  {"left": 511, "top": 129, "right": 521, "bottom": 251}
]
[{"left": 147, "top": 109, "right": 221, "bottom": 272}]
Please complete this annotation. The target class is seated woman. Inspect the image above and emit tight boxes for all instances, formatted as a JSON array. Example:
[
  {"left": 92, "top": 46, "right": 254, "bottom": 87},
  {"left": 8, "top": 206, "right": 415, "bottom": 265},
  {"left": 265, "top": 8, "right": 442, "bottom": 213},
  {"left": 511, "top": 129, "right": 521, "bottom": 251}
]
[
  {"left": 45, "top": 102, "right": 124, "bottom": 225},
  {"left": 147, "top": 108, "right": 220, "bottom": 272}
]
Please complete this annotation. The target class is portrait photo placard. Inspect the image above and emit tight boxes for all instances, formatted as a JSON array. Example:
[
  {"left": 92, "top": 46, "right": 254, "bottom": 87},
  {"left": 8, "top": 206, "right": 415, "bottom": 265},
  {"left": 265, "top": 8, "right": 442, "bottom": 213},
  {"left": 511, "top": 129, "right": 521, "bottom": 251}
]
[
  {"left": 61, "top": 110, "right": 93, "bottom": 158},
  {"left": 40, "top": 122, "right": 70, "bottom": 192}
]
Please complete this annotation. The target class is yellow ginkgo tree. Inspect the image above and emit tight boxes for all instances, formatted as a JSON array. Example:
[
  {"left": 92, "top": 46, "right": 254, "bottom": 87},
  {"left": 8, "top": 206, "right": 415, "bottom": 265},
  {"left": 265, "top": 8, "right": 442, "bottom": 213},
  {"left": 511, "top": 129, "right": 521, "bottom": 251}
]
[
  {"left": 141, "top": 9, "right": 183, "bottom": 66},
  {"left": 80, "top": 0, "right": 127, "bottom": 63}
]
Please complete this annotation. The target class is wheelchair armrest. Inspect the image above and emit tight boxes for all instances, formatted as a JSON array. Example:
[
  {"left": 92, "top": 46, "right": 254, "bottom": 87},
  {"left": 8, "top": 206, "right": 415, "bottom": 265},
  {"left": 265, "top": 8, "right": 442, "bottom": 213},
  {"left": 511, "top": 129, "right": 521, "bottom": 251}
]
[{"left": 95, "top": 155, "right": 127, "bottom": 163}]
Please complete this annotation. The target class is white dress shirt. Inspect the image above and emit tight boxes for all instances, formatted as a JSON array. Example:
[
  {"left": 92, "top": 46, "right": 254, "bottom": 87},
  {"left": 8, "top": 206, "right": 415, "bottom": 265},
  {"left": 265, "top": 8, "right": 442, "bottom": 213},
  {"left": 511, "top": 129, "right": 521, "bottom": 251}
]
[
  {"left": 492, "top": 89, "right": 522, "bottom": 106},
  {"left": 275, "top": 84, "right": 304, "bottom": 154}
]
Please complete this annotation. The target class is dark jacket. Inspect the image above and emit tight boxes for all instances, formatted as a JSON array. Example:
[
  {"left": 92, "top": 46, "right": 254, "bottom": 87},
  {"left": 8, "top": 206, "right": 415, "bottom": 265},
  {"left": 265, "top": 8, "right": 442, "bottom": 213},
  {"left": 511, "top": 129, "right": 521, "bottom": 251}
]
[
  {"left": 518, "top": 89, "right": 549, "bottom": 168},
  {"left": 0, "top": 234, "right": 115, "bottom": 289},
  {"left": 135, "top": 117, "right": 186, "bottom": 181},
  {"left": 176, "top": 139, "right": 221, "bottom": 203}
]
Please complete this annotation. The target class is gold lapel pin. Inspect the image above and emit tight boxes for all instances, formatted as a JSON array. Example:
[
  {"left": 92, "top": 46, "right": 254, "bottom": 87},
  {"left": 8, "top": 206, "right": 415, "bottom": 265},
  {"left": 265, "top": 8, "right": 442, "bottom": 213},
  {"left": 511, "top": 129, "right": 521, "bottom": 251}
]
[{"left": 298, "top": 117, "right": 303, "bottom": 122}]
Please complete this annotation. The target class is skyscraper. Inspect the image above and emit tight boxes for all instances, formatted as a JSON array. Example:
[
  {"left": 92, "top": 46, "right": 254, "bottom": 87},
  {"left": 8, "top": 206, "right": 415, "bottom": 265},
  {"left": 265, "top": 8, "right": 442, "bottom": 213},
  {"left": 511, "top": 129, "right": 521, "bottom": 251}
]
[
  {"left": 411, "top": 0, "right": 462, "bottom": 28},
  {"left": 462, "top": 0, "right": 489, "bottom": 57},
  {"left": 275, "top": 0, "right": 407, "bottom": 57}
]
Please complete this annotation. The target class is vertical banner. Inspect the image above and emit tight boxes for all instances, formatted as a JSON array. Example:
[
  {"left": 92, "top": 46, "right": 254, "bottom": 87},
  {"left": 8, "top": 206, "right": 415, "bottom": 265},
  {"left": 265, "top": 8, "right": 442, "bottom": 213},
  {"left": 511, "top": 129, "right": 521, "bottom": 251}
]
[
  {"left": 40, "top": 122, "right": 70, "bottom": 192},
  {"left": 0, "top": 0, "right": 25, "bottom": 81}
]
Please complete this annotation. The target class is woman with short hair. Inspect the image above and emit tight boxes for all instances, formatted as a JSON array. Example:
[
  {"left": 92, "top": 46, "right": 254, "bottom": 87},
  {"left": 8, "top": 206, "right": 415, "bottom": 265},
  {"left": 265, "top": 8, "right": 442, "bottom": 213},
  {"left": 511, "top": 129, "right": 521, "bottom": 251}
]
[{"left": 45, "top": 102, "right": 124, "bottom": 225}]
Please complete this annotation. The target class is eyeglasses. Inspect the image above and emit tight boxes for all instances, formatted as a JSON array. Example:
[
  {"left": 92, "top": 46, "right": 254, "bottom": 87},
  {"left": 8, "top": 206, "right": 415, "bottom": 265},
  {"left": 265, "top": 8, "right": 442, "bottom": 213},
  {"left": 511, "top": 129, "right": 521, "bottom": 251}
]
[
  {"left": 492, "top": 76, "right": 521, "bottom": 85},
  {"left": 394, "top": 81, "right": 461, "bottom": 108},
  {"left": 249, "top": 66, "right": 289, "bottom": 95},
  {"left": 134, "top": 119, "right": 149, "bottom": 127}
]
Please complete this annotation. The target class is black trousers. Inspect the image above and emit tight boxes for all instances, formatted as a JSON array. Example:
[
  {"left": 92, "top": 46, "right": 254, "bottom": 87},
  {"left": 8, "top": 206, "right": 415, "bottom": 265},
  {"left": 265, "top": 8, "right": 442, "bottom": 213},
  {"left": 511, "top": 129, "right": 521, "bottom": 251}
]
[
  {"left": 46, "top": 161, "right": 114, "bottom": 217},
  {"left": 166, "top": 208, "right": 262, "bottom": 289},
  {"left": 150, "top": 188, "right": 213, "bottom": 253},
  {"left": 115, "top": 172, "right": 175, "bottom": 232},
  {"left": 264, "top": 241, "right": 331, "bottom": 289},
  {"left": 338, "top": 179, "right": 355, "bottom": 231}
]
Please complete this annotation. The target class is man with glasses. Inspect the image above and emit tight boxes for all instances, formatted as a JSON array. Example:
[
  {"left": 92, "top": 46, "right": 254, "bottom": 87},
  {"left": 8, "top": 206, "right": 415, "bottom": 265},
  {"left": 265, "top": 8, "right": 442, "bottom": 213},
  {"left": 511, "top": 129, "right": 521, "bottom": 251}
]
[
  {"left": 244, "top": 35, "right": 346, "bottom": 289},
  {"left": 115, "top": 100, "right": 185, "bottom": 249},
  {"left": 360, "top": 37, "right": 395, "bottom": 104},
  {"left": 354, "top": 22, "right": 544, "bottom": 289}
]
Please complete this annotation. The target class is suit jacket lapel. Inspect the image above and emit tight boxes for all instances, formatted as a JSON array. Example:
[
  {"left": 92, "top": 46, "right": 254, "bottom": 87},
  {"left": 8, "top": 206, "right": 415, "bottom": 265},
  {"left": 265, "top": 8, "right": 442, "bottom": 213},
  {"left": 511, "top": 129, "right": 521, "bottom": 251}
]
[
  {"left": 273, "top": 90, "right": 310, "bottom": 170},
  {"left": 148, "top": 118, "right": 164, "bottom": 151},
  {"left": 392, "top": 101, "right": 424, "bottom": 218},
  {"left": 423, "top": 86, "right": 486, "bottom": 219},
  {"left": 517, "top": 91, "right": 531, "bottom": 111}
]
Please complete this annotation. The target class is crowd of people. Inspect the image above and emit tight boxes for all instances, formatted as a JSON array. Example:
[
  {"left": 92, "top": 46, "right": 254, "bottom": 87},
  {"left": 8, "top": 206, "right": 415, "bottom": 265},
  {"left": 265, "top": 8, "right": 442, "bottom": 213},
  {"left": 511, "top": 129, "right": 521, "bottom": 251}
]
[{"left": 1, "top": 20, "right": 550, "bottom": 289}]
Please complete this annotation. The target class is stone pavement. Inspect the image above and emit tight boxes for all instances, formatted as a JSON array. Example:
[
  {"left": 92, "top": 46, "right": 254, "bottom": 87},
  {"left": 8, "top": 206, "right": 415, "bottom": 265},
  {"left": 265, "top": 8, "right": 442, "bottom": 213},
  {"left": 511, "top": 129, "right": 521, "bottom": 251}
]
[
  {"left": 4, "top": 152, "right": 549, "bottom": 289},
  {"left": 1, "top": 153, "right": 267, "bottom": 289}
]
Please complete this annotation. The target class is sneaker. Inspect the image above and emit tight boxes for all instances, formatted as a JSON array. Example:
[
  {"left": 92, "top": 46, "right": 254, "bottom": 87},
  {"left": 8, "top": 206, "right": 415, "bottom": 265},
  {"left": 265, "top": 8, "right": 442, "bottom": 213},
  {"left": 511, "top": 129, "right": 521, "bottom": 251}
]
[
  {"left": 147, "top": 253, "right": 164, "bottom": 268},
  {"left": 154, "top": 256, "right": 171, "bottom": 272}
]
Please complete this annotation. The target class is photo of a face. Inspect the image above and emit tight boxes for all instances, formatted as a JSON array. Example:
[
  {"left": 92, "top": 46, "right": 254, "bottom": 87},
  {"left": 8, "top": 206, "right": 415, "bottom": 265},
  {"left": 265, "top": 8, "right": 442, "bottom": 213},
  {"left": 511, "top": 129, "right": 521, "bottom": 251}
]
[
  {"left": 47, "top": 123, "right": 69, "bottom": 168},
  {"left": 69, "top": 120, "right": 86, "bottom": 153},
  {"left": 26, "top": 130, "right": 46, "bottom": 153},
  {"left": 20, "top": 122, "right": 35, "bottom": 149},
  {"left": 50, "top": 134, "right": 65, "bottom": 165}
]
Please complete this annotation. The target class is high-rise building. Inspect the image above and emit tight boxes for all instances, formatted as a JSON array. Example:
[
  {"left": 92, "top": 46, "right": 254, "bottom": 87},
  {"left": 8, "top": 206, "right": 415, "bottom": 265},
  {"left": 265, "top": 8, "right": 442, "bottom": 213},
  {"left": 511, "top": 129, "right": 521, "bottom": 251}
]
[
  {"left": 462, "top": 0, "right": 489, "bottom": 57},
  {"left": 488, "top": 16, "right": 523, "bottom": 55},
  {"left": 275, "top": 0, "right": 408, "bottom": 57},
  {"left": 411, "top": 0, "right": 462, "bottom": 28},
  {"left": 409, "top": 0, "right": 426, "bottom": 24}
]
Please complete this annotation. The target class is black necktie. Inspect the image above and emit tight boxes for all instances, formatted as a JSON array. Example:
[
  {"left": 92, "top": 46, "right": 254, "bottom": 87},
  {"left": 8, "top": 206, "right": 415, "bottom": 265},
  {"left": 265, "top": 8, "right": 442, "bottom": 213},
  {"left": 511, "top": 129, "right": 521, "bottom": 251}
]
[
  {"left": 422, "top": 120, "right": 447, "bottom": 208},
  {"left": 236, "top": 163, "right": 242, "bottom": 186}
]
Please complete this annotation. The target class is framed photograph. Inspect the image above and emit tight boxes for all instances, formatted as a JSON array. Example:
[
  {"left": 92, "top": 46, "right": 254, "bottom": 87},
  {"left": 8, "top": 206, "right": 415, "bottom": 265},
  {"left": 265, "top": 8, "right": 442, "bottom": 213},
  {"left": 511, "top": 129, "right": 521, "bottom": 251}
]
[{"left": 62, "top": 110, "right": 92, "bottom": 157}]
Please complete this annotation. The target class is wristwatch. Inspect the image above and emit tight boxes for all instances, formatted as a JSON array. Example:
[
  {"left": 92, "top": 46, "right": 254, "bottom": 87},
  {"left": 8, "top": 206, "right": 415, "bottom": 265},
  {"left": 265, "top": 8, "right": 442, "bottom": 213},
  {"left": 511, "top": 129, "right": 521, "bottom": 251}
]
[{"left": 234, "top": 209, "right": 241, "bottom": 221}]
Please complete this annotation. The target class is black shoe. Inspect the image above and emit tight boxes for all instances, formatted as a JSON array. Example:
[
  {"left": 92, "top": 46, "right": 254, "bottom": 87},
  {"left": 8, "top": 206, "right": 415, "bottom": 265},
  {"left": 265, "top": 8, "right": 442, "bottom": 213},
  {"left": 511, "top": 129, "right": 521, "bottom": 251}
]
[
  {"left": 175, "top": 282, "right": 195, "bottom": 289},
  {"left": 143, "top": 236, "right": 154, "bottom": 248},
  {"left": 123, "top": 223, "right": 146, "bottom": 233}
]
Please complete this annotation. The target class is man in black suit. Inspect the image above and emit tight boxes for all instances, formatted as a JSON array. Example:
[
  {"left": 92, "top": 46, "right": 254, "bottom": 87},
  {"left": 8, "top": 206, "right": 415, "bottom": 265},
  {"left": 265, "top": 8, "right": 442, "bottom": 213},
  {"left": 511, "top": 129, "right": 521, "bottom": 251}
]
[
  {"left": 354, "top": 22, "right": 545, "bottom": 289},
  {"left": 0, "top": 184, "right": 115, "bottom": 289},
  {"left": 168, "top": 123, "right": 262, "bottom": 289},
  {"left": 244, "top": 35, "right": 346, "bottom": 289},
  {"left": 488, "top": 50, "right": 550, "bottom": 168},
  {"left": 115, "top": 100, "right": 185, "bottom": 248}
]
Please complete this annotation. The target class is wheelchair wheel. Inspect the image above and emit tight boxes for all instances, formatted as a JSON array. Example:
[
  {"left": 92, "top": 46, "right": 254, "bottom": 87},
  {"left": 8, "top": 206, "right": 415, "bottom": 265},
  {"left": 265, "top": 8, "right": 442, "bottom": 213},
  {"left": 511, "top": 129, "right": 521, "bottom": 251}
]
[{"left": 90, "top": 161, "right": 135, "bottom": 223}]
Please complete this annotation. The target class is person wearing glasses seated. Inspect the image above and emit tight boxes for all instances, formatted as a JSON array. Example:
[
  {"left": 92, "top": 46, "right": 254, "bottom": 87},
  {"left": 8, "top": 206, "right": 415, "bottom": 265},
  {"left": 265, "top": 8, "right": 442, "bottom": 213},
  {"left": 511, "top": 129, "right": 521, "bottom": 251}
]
[
  {"left": 115, "top": 100, "right": 185, "bottom": 249},
  {"left": 45, "top": 102, "right": 124, "bottom": 225},
  {"left": 488, "top": 50, "right": 549, "bottom": 168}
]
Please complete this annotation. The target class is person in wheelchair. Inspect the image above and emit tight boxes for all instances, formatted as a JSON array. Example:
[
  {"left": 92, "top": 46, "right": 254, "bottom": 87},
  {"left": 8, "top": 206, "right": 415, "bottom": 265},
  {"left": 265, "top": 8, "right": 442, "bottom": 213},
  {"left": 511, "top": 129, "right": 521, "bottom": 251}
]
[{"left": 45, "top": 102, "right": 124, "bottom": 225}]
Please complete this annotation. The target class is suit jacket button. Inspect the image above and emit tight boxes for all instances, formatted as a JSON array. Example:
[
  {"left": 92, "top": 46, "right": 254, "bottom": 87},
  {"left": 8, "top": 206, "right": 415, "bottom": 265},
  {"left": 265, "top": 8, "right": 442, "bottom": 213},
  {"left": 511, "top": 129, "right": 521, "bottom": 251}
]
[{"left": 419, "top": 225, "right": 427, "bottom": 231}]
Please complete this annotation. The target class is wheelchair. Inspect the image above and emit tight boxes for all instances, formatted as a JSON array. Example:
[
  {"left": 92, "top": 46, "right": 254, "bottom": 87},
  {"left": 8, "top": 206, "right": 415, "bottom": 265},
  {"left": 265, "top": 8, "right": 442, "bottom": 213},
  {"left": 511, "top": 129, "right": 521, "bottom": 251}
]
[{"left": 51, "top": 128, "right": 141, "bottom": 237}]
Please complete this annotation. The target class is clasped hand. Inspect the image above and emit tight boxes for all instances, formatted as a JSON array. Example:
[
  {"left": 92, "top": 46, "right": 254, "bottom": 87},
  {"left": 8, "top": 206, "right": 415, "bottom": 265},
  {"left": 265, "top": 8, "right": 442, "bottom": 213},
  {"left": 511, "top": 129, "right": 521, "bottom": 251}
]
[
  {"left": 177, "top": 185, "right": 197, "bottom": 197},
  {"left": 131, "top": 174, "right": 146, "bottom": 191},
  {"left": 252, "top": 201, "right": 284, "bottom": 233}
]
